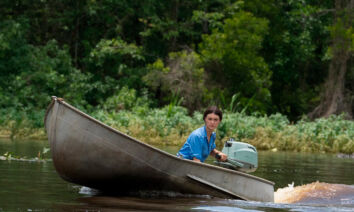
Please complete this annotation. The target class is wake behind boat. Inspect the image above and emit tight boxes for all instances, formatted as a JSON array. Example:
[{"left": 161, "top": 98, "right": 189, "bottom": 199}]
[{"left": 44, "top": 97, "right": 274, "bottom": 202}]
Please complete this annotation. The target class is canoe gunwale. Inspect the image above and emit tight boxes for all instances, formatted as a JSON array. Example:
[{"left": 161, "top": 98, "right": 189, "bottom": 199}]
[{"left": 45, "top": 96, "right": 275, "bottom": 187}]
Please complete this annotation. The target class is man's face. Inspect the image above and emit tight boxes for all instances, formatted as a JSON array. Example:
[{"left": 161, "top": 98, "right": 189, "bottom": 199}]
[{"left": 204, "top": 113, "right": 220, "bottom": 132}]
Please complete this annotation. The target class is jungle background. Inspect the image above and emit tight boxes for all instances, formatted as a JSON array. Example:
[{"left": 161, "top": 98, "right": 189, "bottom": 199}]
[{"left": 0, "top": 0, "right": 353, "bottom": 153}]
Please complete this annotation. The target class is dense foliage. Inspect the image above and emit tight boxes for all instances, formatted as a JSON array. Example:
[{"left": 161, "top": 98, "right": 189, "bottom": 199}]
[{"left": 0, "top": 1, "right": 353, "bottom": 152}]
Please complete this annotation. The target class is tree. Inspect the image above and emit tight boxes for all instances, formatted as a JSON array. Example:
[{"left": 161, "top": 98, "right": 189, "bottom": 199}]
[
  {"left": 144, "top": 50, "right": 205, "bottom": 110},
  {"left": 309, "top": 0, "right": 354, "bottom": 119},
  {"left": 241, "top": 0, "right": 334, "bottom": 120},
  {"left": 0, "top": 20, "right": 90, "bottom": 126},
  {"left": 199, "top": 11, "right": 271, "bottom": 113},
  {"left": 84, "top": 37, "right": 146, "bottom": 105}
]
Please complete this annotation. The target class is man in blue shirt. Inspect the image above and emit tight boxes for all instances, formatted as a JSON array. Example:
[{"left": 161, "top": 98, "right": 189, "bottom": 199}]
[{"left": 177, "top": 106, "right": 227, "bottom": 162}]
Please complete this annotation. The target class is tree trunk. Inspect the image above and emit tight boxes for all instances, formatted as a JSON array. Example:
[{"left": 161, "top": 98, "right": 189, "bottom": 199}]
[{"left": 309, "top": 0, "right": 354, "bottom": 119}]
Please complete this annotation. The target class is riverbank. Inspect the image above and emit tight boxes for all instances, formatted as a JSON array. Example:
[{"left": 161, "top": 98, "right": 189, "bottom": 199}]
[
  {"left": 0, "top": 128, "right": 46, "bottom": 140},
  {"left": 1, "top": 106, "right": 353, "bottom": 154}
]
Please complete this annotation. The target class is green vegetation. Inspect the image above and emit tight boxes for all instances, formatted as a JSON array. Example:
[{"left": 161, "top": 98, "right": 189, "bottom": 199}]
[
  {"left": 92, "top": 108, "right": 353, "bottom": 154},
  {"left": 78, "top": 89, "right": 354, "bottom": 153},
  {"left": 0, "top": 91, "right": 353, "bottom": 153},
  {"left": 0, "top": 1, "right": 353, "bottom": 153}
]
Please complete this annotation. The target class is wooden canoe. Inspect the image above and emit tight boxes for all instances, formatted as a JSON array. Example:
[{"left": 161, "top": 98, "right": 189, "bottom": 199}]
[{"left": 45, "top": 97, "right": 274, "bottom": 202}]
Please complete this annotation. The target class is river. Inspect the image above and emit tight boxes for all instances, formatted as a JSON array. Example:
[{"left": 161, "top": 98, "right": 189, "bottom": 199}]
[{"left": 0, "top": 139, "right": 353, "bottom": 211}]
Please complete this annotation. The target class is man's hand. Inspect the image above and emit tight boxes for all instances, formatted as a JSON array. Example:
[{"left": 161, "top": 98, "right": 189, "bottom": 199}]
[
  {"left": 211, "top": 149, "right": 228, "bottom": 162},
  {"left": 218, "top": 152, "right": 228, "bottom": 162},
  {"left": 215, "top": 152, "right": 228, "bottom": 162}
]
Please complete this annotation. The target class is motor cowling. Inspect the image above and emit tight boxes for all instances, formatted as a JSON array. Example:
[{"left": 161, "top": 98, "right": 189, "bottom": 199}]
[{"left": 216, "top": 138, "right": 258, "bottom": 173}]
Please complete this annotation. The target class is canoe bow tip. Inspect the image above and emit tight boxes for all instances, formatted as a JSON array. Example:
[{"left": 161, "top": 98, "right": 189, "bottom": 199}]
[{"left": 51, "top": 96, "right": 64, "bottom": 102}]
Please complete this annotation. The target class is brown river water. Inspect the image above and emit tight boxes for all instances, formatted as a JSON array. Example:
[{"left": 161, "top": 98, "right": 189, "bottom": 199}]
[{"left": 0, "top": 139, "right": 353, "bottom": 211}]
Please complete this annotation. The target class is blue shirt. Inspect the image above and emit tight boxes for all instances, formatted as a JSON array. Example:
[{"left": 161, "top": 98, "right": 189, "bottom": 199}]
[{"left": 177, "top": 126, "right": 216, "bottom": 162}]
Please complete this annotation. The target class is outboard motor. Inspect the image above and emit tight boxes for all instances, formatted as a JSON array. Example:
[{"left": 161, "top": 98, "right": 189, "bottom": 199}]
[{"left": 215, "top": 138, "right": 258, "bottom": 173}]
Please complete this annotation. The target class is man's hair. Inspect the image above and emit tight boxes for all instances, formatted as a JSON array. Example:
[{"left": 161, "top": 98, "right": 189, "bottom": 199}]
[{"left": 203, "top": 106, "right": 223, "bottom": 121}]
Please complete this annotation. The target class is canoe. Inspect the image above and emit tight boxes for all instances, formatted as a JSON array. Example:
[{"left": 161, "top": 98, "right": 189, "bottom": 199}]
[{"left": 45, "top": 97, "right": 274, "bottom": 202}]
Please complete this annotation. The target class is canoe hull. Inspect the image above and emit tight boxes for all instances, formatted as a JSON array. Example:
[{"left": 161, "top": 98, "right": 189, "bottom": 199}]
[{"left": 45, "top": 97, "right": 274, "bottom": 201}]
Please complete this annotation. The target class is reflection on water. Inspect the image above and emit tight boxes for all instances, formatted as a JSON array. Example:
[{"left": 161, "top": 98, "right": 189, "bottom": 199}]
[
  {"left": 74, "top": 196, "right": 212, "bottom": 212},
  {"left": 0, "top": 139, "right": 353, "bottom": 211},
  {"left": 66, "top": 192, "right": 354, "bottom": 212}
]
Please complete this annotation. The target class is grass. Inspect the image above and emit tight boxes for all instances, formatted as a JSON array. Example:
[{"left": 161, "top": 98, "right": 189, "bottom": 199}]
[
  {"left": 90, "top": 106, "right": 354, "bottom": 154},
  {"left": 0, "top": 127, "right": 46, "bottom": 140},
  {"left": 0, "top": 105, "right": 353, "bottom": 154}
]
